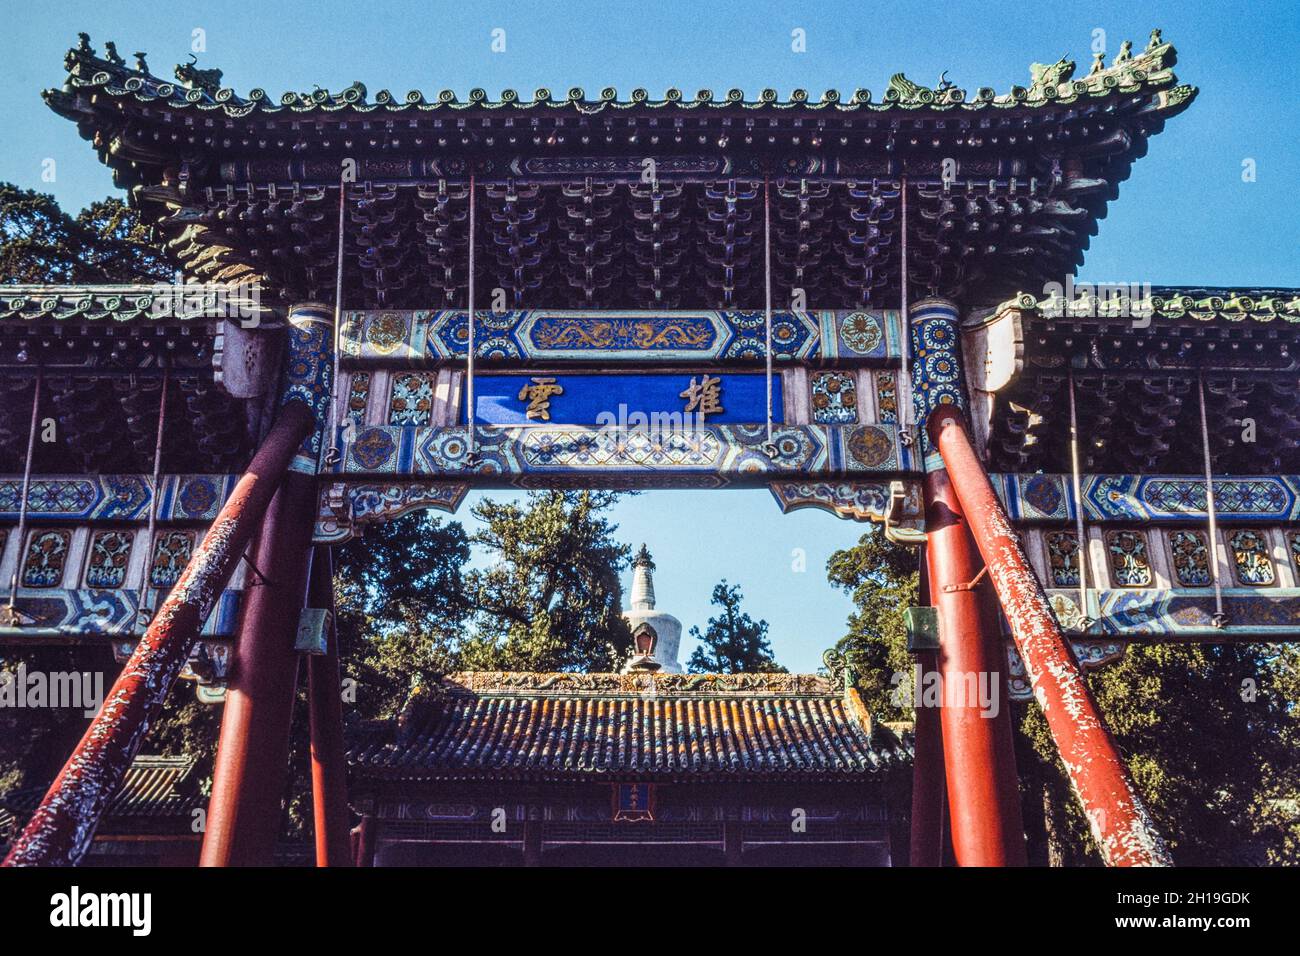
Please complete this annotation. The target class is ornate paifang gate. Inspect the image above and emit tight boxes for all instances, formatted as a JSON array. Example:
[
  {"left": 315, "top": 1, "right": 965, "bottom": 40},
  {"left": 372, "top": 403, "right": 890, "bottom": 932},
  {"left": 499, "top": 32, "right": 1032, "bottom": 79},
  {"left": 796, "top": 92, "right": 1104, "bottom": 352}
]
[{"left": 6, "top": 29, "right": 1298, "bottom": 868}]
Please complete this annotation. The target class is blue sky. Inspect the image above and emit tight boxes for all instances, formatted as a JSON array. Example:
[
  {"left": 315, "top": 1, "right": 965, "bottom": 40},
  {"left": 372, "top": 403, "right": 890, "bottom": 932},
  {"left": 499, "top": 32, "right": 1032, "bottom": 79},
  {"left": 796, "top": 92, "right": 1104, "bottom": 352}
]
[{"left": 3, "top": 1, "right": 1297, "bottom": 671}]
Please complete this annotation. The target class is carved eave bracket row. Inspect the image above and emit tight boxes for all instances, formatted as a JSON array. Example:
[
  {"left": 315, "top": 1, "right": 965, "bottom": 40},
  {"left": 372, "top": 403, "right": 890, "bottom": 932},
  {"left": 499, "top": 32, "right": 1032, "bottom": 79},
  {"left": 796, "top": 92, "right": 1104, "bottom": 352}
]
[
  {"left": 963, "top": 289, "right": 1300, "bottom": 473},
  {"left": 0, "top": 287, "right": 287, "bottom": 475},
  {"left": 43, "top": 31, "right": 1194, "bottom": 310}
]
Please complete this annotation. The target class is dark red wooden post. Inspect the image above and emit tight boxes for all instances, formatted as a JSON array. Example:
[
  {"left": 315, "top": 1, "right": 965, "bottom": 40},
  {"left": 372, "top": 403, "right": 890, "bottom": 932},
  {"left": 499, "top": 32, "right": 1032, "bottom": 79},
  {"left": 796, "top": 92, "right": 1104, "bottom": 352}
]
[
  {"left": 201, "top": 303, "right": 334, "bottom": 867},
  {"left": 199, "top": 471, "right": 317, "bottom": 866},
  {"left": 907, "top": 297, "right": 1025, "bottom": 867},
  {"left": 930, "top": 406, "right": 1171, "bottom": 866},
  {"left": 355, "top": 814, "right": 377, "bottom": 867},
  {"left": 307, "top": 546, "right": 352, "bottom": 866},
  {"left": 924, "top": 467, "right": 1028, "bottom": 865}
]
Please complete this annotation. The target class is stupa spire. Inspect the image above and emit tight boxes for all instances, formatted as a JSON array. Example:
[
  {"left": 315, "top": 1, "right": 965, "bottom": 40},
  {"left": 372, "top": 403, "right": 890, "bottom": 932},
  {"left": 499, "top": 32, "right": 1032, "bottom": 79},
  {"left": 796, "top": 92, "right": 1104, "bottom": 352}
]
[{"left": 630, "top": 544, "right": 656, "bottom": 611}]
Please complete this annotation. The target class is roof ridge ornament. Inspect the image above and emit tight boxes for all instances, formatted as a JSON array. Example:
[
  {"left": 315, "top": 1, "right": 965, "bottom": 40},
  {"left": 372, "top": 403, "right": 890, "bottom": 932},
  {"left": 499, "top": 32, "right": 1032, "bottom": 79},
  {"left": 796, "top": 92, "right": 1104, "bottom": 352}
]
[
  {"left": 886, "top": 72, "right": 934, "bottom": 105},
  {"left": 52, "top": 27, "right": 1189, "bottom": 119},
  {"left": 1028, "top": 57, "right": 1075, "bottom": 100},
  {"left": 174, "top": 54, "right": 223, "bottom": 93}
]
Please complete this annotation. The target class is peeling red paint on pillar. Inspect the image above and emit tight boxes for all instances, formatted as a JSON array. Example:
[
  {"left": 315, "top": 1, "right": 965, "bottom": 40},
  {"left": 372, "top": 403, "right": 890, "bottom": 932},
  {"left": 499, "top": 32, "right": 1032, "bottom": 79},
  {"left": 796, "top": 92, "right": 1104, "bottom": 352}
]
[
  {"left": 199, "top": 469, "right": 318, "bottom": 867},
  {"left": 930, "top": 406, "right": 1172, "bottom": 867},
  {"left": 2, "top": 401, "right": 314, "bottom": 868},
  {"left": 307, "top": 546, "right": 353, "bottom": 867},
  {"left": 925, "top": 468, "right": 1027, "bottom": 866}
]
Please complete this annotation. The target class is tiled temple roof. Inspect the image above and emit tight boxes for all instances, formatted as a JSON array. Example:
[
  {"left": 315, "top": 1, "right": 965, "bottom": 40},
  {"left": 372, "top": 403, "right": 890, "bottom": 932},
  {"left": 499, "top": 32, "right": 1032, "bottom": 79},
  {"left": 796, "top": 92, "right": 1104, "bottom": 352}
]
[
  {"left": 994, "top": 287, "right": 1300, "bottom": 325},
  {"left": 46, "top": 29, "right": 1193, "bottom": 121},
  {"left": 35, "top": 30, "right": 1196, "bottom": 310},
  {"left": 349, "top": 672, "right": 910, "bottom": 782},
  {"left": 0, "top": 285, "right": 273, "bottom": 324},
  {"left": 1, "top": 754, "right": 202, "bottom": 821}
]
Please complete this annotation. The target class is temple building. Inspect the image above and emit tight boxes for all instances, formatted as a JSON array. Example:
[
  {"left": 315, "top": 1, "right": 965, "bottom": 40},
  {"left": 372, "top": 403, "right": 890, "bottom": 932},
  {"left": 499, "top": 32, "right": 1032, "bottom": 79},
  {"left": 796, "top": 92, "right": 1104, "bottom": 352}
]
[
  {"left": 621, "top": 545, "right": 684, "bottom": 674},
  {"left": 1, "top": 755, "right": 204, "bottom": 866},
  {"left": 3, "top": 28, "right": 1298, "bottom": 868},
  {"left": 346, "top": 669, "right": 909, "bottom": 866}
]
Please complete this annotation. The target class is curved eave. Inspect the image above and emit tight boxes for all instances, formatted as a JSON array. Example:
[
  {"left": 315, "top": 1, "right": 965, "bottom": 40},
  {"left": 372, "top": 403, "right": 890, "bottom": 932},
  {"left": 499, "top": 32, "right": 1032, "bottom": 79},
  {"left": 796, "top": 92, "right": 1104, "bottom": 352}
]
[
  {"left": 349, "top": 764, "right": 910, "bottom": 785},
  {"left": 43, "top": 77, "right": 1198, "bottom": 128},
  {"left": 996, "top": 287, "right": 1300, "bottom": 326},
  {"left": 0, "top": 285, "right": 276, "bottom": 326},
  {"left": 44, "top": 30, "right": 1195, "bottom": 125}
]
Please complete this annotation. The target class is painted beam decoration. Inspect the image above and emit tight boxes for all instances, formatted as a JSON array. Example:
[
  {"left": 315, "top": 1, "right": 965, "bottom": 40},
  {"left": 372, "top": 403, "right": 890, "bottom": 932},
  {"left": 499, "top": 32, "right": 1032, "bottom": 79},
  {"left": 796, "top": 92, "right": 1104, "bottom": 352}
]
[
  {"left": 992, "top": 473, "right": 1300, "bottom": 523},
  {"left": 331, "top": 423, "right": 908, "bottom": 484},
  {"left": 1039, "top": 588, "right": 1300, "bottom": 638},
  {"left": 0, "top": 474, "right": 241, "bottom": 522},
  {"left": 1, "top": 589, "right": 240, "bottom": 638},
  {"left": 1004, "top": 639, "right": 1126, "bottom": 701},
  {"left": 341, "top": 309, "right": 900, "bottom": 364},
  {"left": 768, "top": 480, "right": 921, "bottom": 524},
  {"left": 313, "top": 482, "right": 469, "bottom": 544}
]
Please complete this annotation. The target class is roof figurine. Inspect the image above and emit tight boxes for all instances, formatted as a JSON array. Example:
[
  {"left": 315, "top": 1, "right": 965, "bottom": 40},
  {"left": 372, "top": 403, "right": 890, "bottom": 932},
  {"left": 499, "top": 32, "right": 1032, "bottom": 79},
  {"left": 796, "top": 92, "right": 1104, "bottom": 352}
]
[
  {"left": 174, "top": 54, "right": 223, "bottom": 93},
  {"left": 44, "top": 27, "right": 1193, "bottom": 117}
]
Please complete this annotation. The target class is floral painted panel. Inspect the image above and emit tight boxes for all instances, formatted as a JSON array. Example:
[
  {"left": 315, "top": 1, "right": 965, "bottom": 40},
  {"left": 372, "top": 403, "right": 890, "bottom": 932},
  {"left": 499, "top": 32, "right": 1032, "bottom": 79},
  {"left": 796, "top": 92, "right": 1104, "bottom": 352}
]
[
  {"left": 150, "top": 530, "right": 196, "bottom": 589},
  {"left": 810, "top": 372, "right": 858, "bottom": 424},
  {"left": 1168, "top": 529, "right": 1211, "bottom": 587},
  {"left": 86, "top": 530, "right": 134, "bottom": 589},
  {"left": 874, "top": 371, "right": 898, "bottom": 424},
  {"left": 347, "top": 371, "right": 371, "bottom": 424},
  {"left": 1229, "top": 529, "right": 1274, "bottom": 586},
  {"left": 22, "top": 529, "right": 72, "bottom": 588},
  {"left": 1105, "top": 530, "right": 1152, "bottom": 587},
  {"left": 1044, "top": 531, "right": 1081, "bottom": 587},
  {"left": 388, "top": 372, "right": 436, "bottom": 425}
]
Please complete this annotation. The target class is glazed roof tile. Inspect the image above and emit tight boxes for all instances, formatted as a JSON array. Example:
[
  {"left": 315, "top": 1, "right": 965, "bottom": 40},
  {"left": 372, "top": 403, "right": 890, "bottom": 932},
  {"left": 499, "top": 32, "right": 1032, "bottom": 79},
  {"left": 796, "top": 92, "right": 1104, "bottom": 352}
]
[
  {"left": 0, "top": 285, "right": 271, "bottom": 324},
  {"left": 350, "top": 672, "right": 910, "bottom": 781},
  {"left": 1, "top": 754, "right": 202, "bottom": 820},
  {"left": 46, "top": 29, "right": 1194, "bottom": 122},
  {"left": 996, "top": 287, "right": 1300, "bottom": 325}
]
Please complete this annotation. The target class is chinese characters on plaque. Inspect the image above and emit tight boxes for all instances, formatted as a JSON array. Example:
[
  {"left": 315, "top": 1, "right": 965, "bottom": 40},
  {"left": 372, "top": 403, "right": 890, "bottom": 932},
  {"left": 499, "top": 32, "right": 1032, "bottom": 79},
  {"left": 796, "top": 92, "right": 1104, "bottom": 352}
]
[
  {"left": 678, "top": 374, "right": 725, "bottom": 420},
  {"left": 463, "top": 373, "right": 776, "bottom": 426},
  {"left": 517, "top": 376, "right": 565, "bottom": 420}
]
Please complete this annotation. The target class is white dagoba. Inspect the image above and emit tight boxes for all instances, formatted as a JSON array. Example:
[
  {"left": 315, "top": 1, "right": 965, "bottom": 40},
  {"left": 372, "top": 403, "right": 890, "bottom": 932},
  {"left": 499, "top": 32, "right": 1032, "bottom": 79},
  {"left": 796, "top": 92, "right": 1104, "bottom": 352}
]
[{"left": 622, "top": 545, "right": 683, "bottom": 674}]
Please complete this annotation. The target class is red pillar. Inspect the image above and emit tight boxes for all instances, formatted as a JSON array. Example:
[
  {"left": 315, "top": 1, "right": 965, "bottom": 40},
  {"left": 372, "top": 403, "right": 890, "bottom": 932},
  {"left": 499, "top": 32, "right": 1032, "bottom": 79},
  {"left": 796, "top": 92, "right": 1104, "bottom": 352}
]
[
  {"left": 909, "top": 551, "right": 947, "bottom": 867},
  {"left": 925, "top": 466, "right": 1027, "bottom": 866},
  {"left": 199, "top": 469, "right": 317, "bottom": 866},
  {"left": 307, "top": 546, "right": 353, "bottom": 866},
  {"left": 3, "top": 401, "right": 314, "bottom": 867},
  {"left": 930, "top": 406, "right": 1171, "bottom": 866},
  {"left": 355, "top": 814, "right": 377, "bottom": 867}
]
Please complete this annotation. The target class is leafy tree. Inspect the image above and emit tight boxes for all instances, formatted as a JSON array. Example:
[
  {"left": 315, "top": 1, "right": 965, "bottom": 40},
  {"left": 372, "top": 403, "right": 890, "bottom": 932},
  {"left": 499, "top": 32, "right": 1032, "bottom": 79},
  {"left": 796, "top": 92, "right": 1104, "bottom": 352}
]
[
  {"left": 825, "top": 529, "right": 1300, "bottom": 865},
  {"left": 686, "top": 580, "right": 784, "bottom": 674},
  {"left": 332, "top": 512, "right": 472, "bottom": 718},
  {"left": 458, "top": 490, "right": 633, "bottom": 672},
  {"left": 0, "top": 183, "right": 172, "bottom": 283},
  {"left": 279, "top": 512, "right": 472, "bottom": 841},
  {"left": 824, "top": 526, "right": 918, "bottom": 719},
  {"left": 1017, "top": 642, "right": 1300, "bottom": 866}
]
